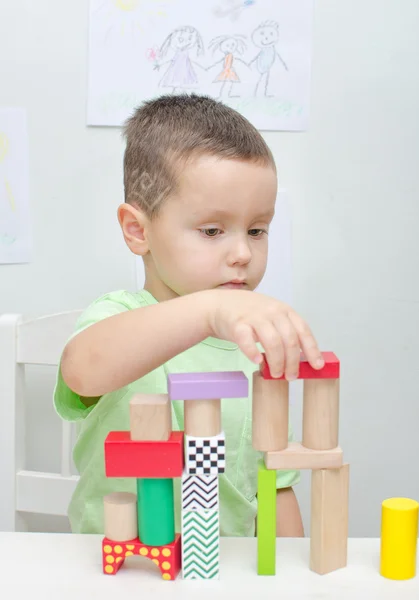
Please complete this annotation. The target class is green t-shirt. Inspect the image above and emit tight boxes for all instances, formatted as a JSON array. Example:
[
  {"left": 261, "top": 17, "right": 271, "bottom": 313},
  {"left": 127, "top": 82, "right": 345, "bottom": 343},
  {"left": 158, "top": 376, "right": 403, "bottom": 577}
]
[{"left": 53, "top": 289, "right": 299, "bottom": 536}]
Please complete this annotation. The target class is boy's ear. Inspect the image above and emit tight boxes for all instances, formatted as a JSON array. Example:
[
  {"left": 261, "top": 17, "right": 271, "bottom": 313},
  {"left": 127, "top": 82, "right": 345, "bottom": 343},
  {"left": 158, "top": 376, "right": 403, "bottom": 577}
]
[{"left": 117, "top": 203, "right": 150, "bottom": 256}]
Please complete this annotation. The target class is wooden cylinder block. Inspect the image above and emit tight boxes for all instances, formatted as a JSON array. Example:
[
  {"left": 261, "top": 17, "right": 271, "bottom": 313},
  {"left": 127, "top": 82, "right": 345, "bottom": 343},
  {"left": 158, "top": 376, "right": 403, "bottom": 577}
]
[
  {"left": 302, "top": 379, "right": 339, "bottom": 450},
  {"left": 252, "top": 371, "right": 289, "bottom": 452},
  {"left": 184, "top": 399, "right": 221, "bottom": 437},
  {"left": 129, "top": 393, "right": 171, "bottom": 441},
  {"left": 104, "top": 492, "right": 138, "bottom": 542}
]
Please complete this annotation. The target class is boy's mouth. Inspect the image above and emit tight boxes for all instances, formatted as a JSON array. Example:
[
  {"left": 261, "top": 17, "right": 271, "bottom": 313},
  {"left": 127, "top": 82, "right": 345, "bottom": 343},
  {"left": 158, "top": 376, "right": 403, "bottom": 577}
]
[{"left": 219, "top": 281, "right": 247, "bottom": 289}]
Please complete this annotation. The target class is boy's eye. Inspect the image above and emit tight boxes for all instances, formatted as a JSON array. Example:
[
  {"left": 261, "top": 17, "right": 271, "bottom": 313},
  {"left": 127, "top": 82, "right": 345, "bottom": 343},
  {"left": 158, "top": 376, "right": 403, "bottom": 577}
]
[
  {"left": 199, "top": 228, "right": 267, "bottom": 237},
  {"left": 201, "top": 228, "right": 220, "bottom": 237}
]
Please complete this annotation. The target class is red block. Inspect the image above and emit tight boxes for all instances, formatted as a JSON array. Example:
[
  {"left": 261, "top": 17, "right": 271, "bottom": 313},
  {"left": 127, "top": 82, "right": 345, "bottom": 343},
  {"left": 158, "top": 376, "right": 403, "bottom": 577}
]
[
  {"left": 260, "top": 351, "right": 340, "bottom": 380},
  {"left": 102, "top": 533, "right": 182, "bottom": 580},
  {"left": 105, "top": 431, "right": 184, "bottom": 478}
]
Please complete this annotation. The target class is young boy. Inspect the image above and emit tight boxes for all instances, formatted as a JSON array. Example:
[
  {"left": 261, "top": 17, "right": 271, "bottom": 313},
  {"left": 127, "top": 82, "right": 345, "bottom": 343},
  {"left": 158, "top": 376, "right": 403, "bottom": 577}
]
[{"left": 54, "top": 93, "right": 324, "bottom": 538}]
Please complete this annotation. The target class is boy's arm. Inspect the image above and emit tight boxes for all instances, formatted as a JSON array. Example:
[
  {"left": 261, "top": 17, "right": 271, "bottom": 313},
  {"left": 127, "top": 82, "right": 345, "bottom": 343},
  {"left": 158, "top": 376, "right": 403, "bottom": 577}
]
[
  {"left": 276, "top": 487, "right": 304, "bottom": 537},
  {"left": 61, "top": 290, "right": 213, "bottom": 397}
]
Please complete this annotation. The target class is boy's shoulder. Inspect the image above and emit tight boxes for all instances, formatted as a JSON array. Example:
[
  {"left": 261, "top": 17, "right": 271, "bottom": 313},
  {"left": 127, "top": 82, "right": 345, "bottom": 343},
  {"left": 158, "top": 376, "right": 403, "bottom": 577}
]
[
  {"left": 75, "top": 288, "right": 157, "bottom": 329},
  {"left": 83, "top": 288, "right": 156, "bottom": 312}
]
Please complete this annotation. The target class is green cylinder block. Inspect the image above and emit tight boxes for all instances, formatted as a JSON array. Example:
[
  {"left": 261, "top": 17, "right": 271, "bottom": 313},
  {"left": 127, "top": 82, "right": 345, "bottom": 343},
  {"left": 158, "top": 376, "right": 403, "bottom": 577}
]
[{"left": 137, "top": 478, "right": 175, "bottom": 546}]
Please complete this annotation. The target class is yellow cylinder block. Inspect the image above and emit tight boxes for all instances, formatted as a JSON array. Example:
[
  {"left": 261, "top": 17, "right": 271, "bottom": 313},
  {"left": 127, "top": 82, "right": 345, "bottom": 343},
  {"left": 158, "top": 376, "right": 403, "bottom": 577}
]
[{"left": 380, "top": 497, "right": 419, "bottom": 580}]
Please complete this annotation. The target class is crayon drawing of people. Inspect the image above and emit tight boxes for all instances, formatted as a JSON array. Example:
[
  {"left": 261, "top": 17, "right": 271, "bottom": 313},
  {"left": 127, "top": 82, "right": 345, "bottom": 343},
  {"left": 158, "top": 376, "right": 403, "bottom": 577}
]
[
  {"left": 154, "top": 26, "right": 205, "bottom": 94},
  {"left": 206, "top": 34, "right": 247, "bottom": 98},
  {"left": 248, "top": 20, "right": 288, "bottom": 97}
]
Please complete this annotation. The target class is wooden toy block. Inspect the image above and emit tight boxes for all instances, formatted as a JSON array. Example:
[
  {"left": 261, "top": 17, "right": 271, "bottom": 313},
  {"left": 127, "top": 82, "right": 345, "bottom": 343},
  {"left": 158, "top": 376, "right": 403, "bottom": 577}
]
[
  {"left": 137, "top": 478, "right": 175, "bottom": 546},
  {"left": 167, "top": 370, "right": 248, "bottom": 400},
  {"left": 310, "top": 463, "right": 349, "bottom": 575},
  {"left": 104, "top": 431, "right": 184, "bottom": 478},
  {"left": 303, "top": 379, "right": 340, "bottom": 450},
  {"left": 257, "top": 459, "right": 276, "bottom": 575},
  {"left": 380, "top": 497, "right": 419, "bottom": 580},
  {"left": 184, "top": 398, "right": 221, "bottom": 437},
  {"left": 252, "top": 371, "right": 289, "bottom": 452},
  {"left": 264, "top": 442, "right": 343, "bottom": 470},
  {"left": 260, "top": 351, "right": 340, "bottom": 380},
  {"left": 185, "top": 432, "right": 225, "bottom": 476},
  {"left": 103, "top": 492, "right": 138, "bottom": 542},
  {"left": 182, "top": 509, "right": 220, "bottom": 579},
  {"left": 102, "top": 532, "right": 182, "bottom": 580},
  {"left": 129, "top": 393, "right": 171, "bottom": 441},
  {"left": 182, "top": 471, "right": 219, "bottom": 511}
]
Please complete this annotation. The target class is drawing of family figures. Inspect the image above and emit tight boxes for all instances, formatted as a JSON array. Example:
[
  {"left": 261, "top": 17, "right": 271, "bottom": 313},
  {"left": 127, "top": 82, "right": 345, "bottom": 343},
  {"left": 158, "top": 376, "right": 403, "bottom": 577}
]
[{"left": 149, "top": 21, "right": 288, "bottom": 98}]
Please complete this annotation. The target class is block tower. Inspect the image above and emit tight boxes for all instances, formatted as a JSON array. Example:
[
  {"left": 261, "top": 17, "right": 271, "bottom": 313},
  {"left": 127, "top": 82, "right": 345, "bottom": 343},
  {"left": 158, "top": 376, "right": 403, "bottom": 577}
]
[
  {"left": 102, "top": 393, "right": 183, "bottom": 580},
  {"left": 168, "top": 370, "right": 248, "bottom": 579},
  {"left": 101, "top": 371, "right": 248, "bottom": 581},
  {"left": 99, "top": 349, "right": 348, "bottom": 581},
  {"left": 254, "top": 351, "right": 349, "bottom": 576}
]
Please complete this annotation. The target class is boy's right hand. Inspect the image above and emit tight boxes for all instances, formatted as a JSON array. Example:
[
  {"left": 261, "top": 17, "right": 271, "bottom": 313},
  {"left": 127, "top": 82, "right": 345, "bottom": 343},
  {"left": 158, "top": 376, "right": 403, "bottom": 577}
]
[{"left": 205, "top": 289, "right": 325, "bottom": 380}]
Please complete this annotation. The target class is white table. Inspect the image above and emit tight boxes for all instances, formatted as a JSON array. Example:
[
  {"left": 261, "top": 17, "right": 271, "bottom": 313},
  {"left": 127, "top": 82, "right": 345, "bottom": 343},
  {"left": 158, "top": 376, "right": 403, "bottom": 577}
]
[{"left": 0, "top": 533, "right": 418, "bottom": 599}]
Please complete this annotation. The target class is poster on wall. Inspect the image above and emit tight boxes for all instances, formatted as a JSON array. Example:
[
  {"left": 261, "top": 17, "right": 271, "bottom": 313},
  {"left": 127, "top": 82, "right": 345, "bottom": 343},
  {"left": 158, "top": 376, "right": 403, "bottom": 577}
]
[
  {"left": 87, "top": 0, "right": 314, "bottom": 131},
  {"left": 0, "top": 108, "right": 32, "bottom": 265}
]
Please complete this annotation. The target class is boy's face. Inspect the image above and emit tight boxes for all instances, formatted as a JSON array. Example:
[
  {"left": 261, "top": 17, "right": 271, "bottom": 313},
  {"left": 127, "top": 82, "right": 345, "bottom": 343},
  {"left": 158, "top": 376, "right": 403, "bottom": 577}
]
[{"left": 133, "top": 155, "right": 277, "bottom": 302}]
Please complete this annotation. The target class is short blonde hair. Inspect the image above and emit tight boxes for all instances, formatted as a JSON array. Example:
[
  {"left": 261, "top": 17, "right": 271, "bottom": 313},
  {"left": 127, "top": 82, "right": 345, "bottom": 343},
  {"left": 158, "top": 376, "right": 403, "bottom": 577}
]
[{"left": 123, "top": 93, "right": 276, "bottom": 220}]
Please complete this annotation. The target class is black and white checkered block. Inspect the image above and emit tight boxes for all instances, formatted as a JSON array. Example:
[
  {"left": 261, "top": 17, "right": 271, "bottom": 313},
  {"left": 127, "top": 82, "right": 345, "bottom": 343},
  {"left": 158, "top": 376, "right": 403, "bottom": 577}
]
[{"left": 185, "top": 432, "right": 226, "bottom": 476}]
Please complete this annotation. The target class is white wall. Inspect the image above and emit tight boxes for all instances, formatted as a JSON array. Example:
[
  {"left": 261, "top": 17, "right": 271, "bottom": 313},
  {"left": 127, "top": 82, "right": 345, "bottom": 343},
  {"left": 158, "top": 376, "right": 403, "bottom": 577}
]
[{"left": 1, "top": 0, "right": 419, "bottom": 536}]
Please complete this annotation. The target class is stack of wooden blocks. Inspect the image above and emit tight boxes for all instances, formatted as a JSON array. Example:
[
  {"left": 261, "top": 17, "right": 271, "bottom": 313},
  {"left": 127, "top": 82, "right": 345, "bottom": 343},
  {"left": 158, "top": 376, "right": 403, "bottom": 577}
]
[
  {"left": 255, "top": 351, "right": 348, "bottom": 576},
  {"left": 102, "top": 369, "right": 248, "bottom": 580},
  {"left": 100, "top": 350, "right": 349, "bottom": 581}
]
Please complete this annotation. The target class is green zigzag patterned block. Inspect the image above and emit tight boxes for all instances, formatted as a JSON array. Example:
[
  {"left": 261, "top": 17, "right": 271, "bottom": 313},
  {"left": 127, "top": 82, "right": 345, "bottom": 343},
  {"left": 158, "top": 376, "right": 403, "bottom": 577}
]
[{"left": 182, "top": 510, "right": 220, "bottom": 579}]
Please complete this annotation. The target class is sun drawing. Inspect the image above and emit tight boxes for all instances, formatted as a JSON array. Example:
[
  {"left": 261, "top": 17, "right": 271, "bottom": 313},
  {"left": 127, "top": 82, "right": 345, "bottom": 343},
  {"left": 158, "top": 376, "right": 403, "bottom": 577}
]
[{"left": 93, "top": 0, "right": 172, "bottom": 40}]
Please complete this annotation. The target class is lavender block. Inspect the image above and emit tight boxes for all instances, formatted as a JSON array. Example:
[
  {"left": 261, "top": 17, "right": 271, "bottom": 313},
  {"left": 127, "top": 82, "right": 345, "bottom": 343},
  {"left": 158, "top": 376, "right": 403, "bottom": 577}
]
[{"left": 167, "top": 371, "right": 248, "bottom": 401}]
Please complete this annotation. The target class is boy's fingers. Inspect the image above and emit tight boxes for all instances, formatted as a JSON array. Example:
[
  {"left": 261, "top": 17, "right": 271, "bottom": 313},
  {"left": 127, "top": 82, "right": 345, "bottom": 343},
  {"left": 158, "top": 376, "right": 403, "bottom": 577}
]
[
  {"left": 289, "top": 312, "right": 324, "bottom": 369},
  {"left": 256, "top": 321, "right": 285, "bottom": 378},
  {"left": 234, "top": 322, "right": 262, "bottom": 364},
  {"left": 274, "top": 316, "right": 300, "bottom": 380}
]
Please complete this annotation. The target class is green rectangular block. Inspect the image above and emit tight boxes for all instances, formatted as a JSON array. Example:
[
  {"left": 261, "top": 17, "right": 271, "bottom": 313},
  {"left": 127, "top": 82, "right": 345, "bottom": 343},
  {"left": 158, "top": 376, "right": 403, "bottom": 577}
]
[
  {"left": 182, "top": 509, "right": 220, "bottom": 579},
  {"left": 257, "top": 459, "right": 276, "bottom": 575}
]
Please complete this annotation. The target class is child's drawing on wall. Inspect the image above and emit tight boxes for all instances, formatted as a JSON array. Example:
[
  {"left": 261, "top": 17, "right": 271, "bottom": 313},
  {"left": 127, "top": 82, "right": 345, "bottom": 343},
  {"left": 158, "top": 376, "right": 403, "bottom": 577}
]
[
  {"left": 206, "top": 34, "right": 248, "bottom": 98},
  {"left": 154, "top": 26, "right": 205, "bottom": 93},
  {"left": 88, "top": 0, "right": 314, "bottom": 131},
  {"left": 249, "top": 20, "right": 288, "bottom": 97}
]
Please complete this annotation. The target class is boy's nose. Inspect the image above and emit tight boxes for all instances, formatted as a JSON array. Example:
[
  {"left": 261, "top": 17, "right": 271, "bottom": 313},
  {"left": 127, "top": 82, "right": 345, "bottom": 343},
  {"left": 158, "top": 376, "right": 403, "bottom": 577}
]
[{"left": 227, "top": 239, "right": 252, "bottom": 266}]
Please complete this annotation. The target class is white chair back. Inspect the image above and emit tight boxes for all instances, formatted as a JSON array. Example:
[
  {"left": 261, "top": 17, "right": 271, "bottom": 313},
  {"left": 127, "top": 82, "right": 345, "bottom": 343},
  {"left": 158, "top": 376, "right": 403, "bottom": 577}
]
[{"left": 0, "top": 310, "right": 82, "bottom": 531}]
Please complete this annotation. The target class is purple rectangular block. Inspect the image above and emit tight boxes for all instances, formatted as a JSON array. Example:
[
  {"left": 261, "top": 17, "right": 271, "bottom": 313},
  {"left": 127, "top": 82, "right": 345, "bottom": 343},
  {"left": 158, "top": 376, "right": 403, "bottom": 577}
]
[{"left": 167, "top": 371, "right": 248, "bottom": 400}]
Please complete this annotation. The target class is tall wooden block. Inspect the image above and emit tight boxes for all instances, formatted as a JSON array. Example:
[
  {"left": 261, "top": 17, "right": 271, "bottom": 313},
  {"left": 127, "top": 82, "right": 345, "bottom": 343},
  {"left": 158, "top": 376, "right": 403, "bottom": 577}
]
[
  {"left": 129, "top": 393, "right": 171, "bottom": 441},
  {"left": 257, "top": 459, "right": 276, "bottom": 575},
  {"left": 310, "top": 463, "right": 349, "bottom": 575},
  {"left": 252, "top": 371, "right": 289, "bottom": 452},
  {"left": 303, "top": 379, "right": 340, "bottom": 450},
  {"left": 103, "top": 492, "right": 138, "bottom": 542},
  {"left": 182, "top": 509, "right": 220, "bottom": 579}
]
